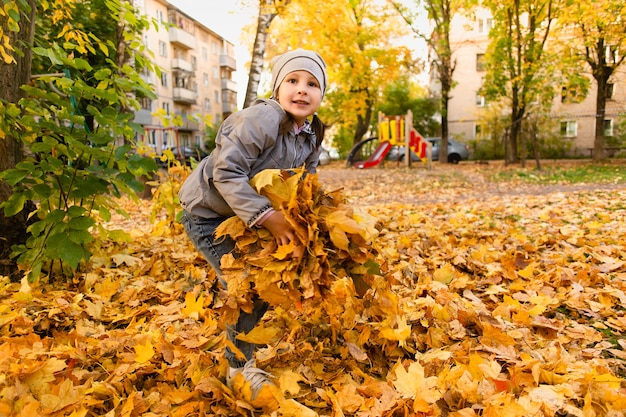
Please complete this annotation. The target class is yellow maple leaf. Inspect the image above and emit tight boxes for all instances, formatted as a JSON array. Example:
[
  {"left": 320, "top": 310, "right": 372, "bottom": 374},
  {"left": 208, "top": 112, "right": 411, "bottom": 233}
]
[
  {"left": 236, "top": 323, "right": 281, "bottom": 344},
  {"left": 134, "top": 339, "right": 155, "bottom": 364},
  {"left": 517, "top": 262, "right": 535, "bottom": 279},
  {"left": 278, "top": 370, "right": 304, "bottom": 395},
  {"left": 182, "top": 292, "right": 204, "bottom": 319},
  {"left": 391, "top": 361, "right": 442, "bottom": 413},
  {"left": 277, "top": 398, "right": 318, "bottom": 417},
  {"left": 273, "top": 241, "right": 297, "bottom": 260},
  {"left": 379, "top": 315, "right": 411, "bottom": 346},
  {"left": 433, "top": 262, "right": 456, "bottom": 284}
]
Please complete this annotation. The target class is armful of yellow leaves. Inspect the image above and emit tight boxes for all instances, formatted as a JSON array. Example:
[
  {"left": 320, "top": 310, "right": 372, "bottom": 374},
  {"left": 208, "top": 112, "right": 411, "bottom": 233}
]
[{"left": 214, "top": 168, "right": 381, "bottom": 323}]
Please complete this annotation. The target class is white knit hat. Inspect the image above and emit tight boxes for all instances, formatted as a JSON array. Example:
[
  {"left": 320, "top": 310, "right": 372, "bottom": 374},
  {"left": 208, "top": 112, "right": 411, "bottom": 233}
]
[{"left": 270, "top": 49, "right": 327, "bottom": 99}]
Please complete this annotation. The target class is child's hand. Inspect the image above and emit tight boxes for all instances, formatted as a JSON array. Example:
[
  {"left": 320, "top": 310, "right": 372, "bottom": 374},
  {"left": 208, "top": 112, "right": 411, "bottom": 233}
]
[{"left": 262, "top": 211, "right": 296, "bottom": 246}]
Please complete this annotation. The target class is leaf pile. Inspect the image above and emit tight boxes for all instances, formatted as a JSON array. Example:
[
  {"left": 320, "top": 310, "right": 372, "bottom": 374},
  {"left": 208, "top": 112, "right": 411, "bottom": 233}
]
[
  {"left": 1, "top": 163, "right": 625, "bottom": 417},
  {"left": 215, "top": 168, "right": 380, "bottom": 323}
]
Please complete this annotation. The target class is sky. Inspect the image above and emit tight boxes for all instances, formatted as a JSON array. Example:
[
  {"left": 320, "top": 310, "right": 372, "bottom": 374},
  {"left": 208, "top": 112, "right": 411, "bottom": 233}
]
[{"left": 167, "top": 1, "right": 257, "bottom": 108}]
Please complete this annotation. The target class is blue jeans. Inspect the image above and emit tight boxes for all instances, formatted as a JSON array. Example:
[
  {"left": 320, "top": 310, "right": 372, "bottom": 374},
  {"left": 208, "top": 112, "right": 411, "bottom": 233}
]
[{"left": 181, "top": 211, "right": 269, "bottom": 367}]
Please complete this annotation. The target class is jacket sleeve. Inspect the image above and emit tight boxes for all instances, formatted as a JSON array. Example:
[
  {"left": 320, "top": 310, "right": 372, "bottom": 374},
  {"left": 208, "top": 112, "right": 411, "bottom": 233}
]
[{"left": 212, "top": 103, "right": 280, "bottom": 226}]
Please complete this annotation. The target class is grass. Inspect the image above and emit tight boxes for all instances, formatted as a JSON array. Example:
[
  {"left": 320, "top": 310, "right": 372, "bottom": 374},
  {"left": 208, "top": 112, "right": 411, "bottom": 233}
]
[{"left": 489, "top": 163, "right": 626, "bottom": 185}]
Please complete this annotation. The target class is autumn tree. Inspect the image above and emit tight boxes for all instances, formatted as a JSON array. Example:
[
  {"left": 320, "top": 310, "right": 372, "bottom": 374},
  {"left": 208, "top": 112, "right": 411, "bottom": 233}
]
[
  {"left": 0, "top": 0, "right": 156, "bottom": 280},
  {"left": 268, "top": 0, "right": 417, "bottom": 148},
  {"left": 481, "top": 0, "right": 561, "bottom": 164},
  {"left": 243, "top": 0, "right": 291, "bottom": 108},
  {"left": 561, "top": 0, "right": 626, "bottom": 160},
  {"left": 376, "top": 76, "right": 440, "bottom": 137},
  {"left": 390, "top": 0, "right": 474, "bottom": 163},
  {"left": 0, "top": 0, "right": 37, "bottom": 279}
]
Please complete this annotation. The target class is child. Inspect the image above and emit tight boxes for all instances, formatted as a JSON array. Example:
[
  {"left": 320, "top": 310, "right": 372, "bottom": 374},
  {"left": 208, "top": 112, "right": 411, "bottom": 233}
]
[{"left": 178, "top": 49, "right": 327, "bottom": 399}]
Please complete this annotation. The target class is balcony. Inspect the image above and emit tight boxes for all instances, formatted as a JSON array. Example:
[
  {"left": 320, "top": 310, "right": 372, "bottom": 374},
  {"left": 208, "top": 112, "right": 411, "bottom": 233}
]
[
  {"left": 172, "top": 58, "right": 193, "bottom": 73},
  {"left": 221, "top": 78, "right": 237, "bottom": 92},
  {"left": 222, "top": 101, "right": 237, "bottom": 114},
  {"left": 220, "top": 54, "right": 236, "bottom": 70},
  {"left": 173, "top": 87, "right": 197, "bottom": 104},
  {"left": 133, "top": 109, "right": 153, "bottom": 125},
  {"left": 169, "top": 27, "right": 196, "bottom": 49},
  {"left": 177, "top": 114, "right": 200, "bottom": 131}
]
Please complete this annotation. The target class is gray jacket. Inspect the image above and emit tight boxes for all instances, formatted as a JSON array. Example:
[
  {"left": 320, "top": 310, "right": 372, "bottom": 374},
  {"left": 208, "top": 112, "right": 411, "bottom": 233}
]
[{"left": 178, "top": 98, "right": 321, "bottom": 226}]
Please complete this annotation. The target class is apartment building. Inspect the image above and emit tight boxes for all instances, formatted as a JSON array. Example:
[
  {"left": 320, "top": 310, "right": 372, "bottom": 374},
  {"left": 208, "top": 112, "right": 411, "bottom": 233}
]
[
  {"left": 433, "top": 7, "right": 626, "bottom": 157},
  {"left": 132, "top": 0, "right": 238, "bottom": 155}
]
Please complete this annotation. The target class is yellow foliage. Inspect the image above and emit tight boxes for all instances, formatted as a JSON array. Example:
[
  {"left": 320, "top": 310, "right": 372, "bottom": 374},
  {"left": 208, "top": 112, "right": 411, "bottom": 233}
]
[{"left": 1, "top": 163, "right": 626, "bottom": 416}]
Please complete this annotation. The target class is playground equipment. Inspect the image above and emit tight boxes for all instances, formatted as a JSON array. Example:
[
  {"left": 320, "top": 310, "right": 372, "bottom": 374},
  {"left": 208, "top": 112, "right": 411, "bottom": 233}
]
[{"left": 350, "top": 111, "right": 432, "bottom": 169}]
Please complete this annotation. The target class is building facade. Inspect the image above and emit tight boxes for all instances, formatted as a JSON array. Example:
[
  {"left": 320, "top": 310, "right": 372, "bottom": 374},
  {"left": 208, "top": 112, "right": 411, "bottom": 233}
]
[
  {"left": 132, "top": 0, "right": 237, "bottom": 155},
  {"left": 433, "top": 7, "right": 626, "bottom": 157}
]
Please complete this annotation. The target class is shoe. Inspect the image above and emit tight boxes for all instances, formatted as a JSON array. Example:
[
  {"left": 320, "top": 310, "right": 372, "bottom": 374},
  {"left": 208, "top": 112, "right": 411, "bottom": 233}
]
[{"left": 226, "top": 359, "right": 274, "bottom": 400}]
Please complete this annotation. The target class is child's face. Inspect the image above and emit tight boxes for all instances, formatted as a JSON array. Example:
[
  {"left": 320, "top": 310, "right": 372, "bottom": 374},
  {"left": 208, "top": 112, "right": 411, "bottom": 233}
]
[{"left": 276, "top": 70, "right": 323, "bottom": 126}]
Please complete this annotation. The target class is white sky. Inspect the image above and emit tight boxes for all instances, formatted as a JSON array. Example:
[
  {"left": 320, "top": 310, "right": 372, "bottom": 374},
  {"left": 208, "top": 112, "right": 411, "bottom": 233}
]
[{"left": 167, "top": 1, "right": 257, "bottom": 108}]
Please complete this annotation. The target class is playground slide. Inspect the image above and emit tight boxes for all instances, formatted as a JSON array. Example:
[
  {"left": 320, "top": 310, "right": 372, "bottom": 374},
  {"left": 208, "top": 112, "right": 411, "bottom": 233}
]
[{"left": 353, "top": 141, "right": 392, "bottom": 169}]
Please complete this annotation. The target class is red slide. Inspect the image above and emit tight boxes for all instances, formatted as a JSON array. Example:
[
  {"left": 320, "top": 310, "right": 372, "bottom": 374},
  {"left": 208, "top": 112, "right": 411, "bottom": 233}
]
[{"left": 353, "top": 141, "right": 392, "bottom": 169}]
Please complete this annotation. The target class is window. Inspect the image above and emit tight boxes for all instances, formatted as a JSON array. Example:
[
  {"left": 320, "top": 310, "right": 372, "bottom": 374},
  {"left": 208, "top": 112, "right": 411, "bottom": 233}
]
[
  {"left": 476, "top": 93, "right": 486, "bottom": 107},
  {"left": 156, "top": 9, "right": 164, "bottom": 23},
  {"left": 478, "top": 18, "right": 493, "bottom": 34},
  {"left": 160, "top": 72, "right": 168, "bottom": 87},
  {"left": 191, "top": 55, "right": 197, "bottom": 71},
  {"left": 203, "top": 73, "right": 209, "bottom": 87},
  {"left": 606, "top": 83, "right": 614, "bottom": 99},
  {"left": 474, "top": 124, "right": 483, "bottom": 139},
  {"left": 604, "top": 119, "right": 614, "bottom": 137},
  {"left": 606, "top": 45, "right": 619, "bottom": 64},
  {"left": 204, "top": 98, "right": 211, "bottom": 111},
  {"left": 148, "top": 130, "right": 157, "bottom": 147},
  {"left": 212, "top": 41, "right": 218, "bottom": 55},
  {"left": 158, "top": 41, "right": 167, "bottom": 58},
  {"left": 560, "top": 121, "right": 577, "bottom": 137},
  {"left": 202, "top": 47, "right": 208, "bottom": 62},
  {"left": 214, "top": 90, "right": 220, "bottom": 103},
  {"left": 162, "top": 102, "right": 170, "bottom": 114},
  {"left": 476, "top": 54, "right": 486, "bottom": 72},
  {"left": 213, "top": 66, "right": 219, "bottom": 79},
  {"left": 140, "top": 97, "right": 152, "bottom": 111}
]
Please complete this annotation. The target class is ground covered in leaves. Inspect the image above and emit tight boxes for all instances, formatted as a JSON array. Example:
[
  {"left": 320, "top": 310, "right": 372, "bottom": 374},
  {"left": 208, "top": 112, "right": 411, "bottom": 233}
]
[{"left": 1, "top": 161, "right": 626, "bottom": 416}]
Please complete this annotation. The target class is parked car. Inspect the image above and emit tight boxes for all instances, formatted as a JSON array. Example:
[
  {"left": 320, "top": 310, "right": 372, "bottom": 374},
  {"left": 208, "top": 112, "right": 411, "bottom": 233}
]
[
  {"left": 318, "top": 146, "right": 339, "bottom": 165},
  {"left": 387, "top": 137, "right": 469, "bottom": 164}
]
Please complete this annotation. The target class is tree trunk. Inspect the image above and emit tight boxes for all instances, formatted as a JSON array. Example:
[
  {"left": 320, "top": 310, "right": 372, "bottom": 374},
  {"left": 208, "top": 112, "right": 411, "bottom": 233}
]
[
  {"left": 592, "top": 76, "right": 607, "bottom": 161},
  {"left": 0, "top": 0, "right": 37, "bottom": 279},
  {"left": 591, "top": 39, "right": 612, "bottom": 161},
  {"left": 243, "top": 10, "right": 274, "bottom": 108},
  {"left": 440, "top": 89, "right": 450, "bottom": 163},
  {"left": 353, "top": 105, "right": 372, "bottom": 145},
  {"left": 243, "top": 0, "right": 291, "bottom": 109}
]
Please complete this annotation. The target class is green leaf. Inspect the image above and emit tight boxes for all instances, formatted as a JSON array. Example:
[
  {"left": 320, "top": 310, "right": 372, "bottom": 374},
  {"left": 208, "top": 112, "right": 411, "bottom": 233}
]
[
  {"left": 2, "top": 193, "right": 26, "bottom": 216},
  {"left": 46, "top": 209, "right": 66, "bottom": 224},
  {"left": 68, "top": 230, "right": 94, "bottom": 245},
  {"left": 68, "top": 205, "right": 87, "bottom": 217},
  {"left": 73, "top": 58, "right": 93, "bottom": 71},
  {"left": 69, "top": 216, "right": 95, "bottom": 231},
  {"left": 47, "top": 233, "right": 86, "bottom": 269},
  {"left": 32, "top": 184, "right": 53, "bottom": 199},
  {"left": 0, "top": 169, "right": 30, "bottom": 186},
  {"left": 94, "top": 68, "right": 112, "bottom": 80},
  {"left": 31, "top": 141, "right": 54, "bottom": 153}
]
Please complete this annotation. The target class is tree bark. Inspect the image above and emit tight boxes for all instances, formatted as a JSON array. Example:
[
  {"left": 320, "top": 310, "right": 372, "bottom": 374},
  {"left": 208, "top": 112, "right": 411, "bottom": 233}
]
[
  {"left": 0, "top": 0, "right": 37, "bottom": 279},
  {"left": 243, "top": 0, "right": 291, "bottom": 109}
]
